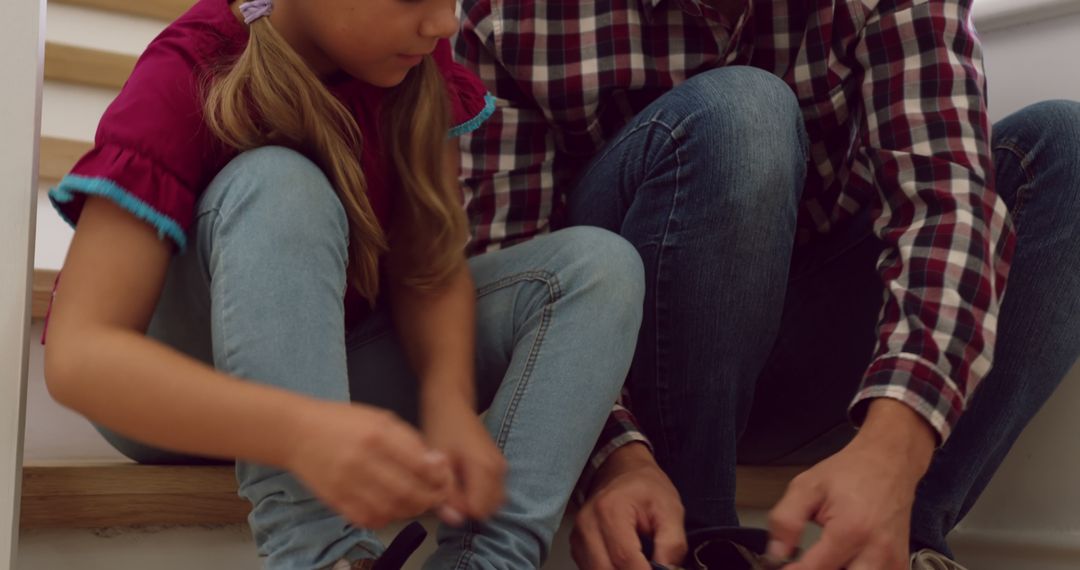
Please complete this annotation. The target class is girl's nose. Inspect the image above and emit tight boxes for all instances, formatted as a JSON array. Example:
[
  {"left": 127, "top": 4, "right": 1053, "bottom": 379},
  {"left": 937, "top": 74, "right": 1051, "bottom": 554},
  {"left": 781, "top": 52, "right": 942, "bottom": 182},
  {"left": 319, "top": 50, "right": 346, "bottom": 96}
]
[{"left": 420, "top": 3, "right": 459, "bottom": 40}]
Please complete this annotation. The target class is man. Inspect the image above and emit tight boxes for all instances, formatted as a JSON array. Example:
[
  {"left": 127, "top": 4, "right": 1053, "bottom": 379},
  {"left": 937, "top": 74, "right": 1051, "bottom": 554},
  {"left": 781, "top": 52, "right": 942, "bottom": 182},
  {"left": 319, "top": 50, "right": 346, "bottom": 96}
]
[{"left": 454, "top": 0, "right": 1080, "bottom": 568}]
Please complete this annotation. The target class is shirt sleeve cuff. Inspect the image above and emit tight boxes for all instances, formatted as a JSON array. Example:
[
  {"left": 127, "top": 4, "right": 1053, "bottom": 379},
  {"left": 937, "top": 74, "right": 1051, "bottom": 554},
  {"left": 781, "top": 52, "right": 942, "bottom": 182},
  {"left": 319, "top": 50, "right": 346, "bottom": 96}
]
[
  {"left": 572, "top": 404, "right": 653, "bottom": 505},
  {"left": 850, "top": 355, "right": 964, "bottom": 445}
]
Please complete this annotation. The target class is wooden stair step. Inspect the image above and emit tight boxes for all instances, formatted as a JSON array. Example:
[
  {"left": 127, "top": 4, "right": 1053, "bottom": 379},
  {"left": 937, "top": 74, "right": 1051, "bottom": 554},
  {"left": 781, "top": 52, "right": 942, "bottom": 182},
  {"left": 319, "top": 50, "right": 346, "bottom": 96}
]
[
  {"left": 45, "top": 43, "right": 137, "bottom": 91},
  {"left": 40, "top": 136, "right": 92, "bottom": 183},
  {"left": 52, "top": 0, "right": 193, "bottom": 23},
  {"left": 21, "top": 463, "right": 248, "bottom": 529},
  {"left": 734, "top": 465, "right": 803, "bottom": 510},
  {"left": 32, "top": 269, "right": 59, "bottom": 321},
  {"left": 20, "top": 462, "right": 799, "bottom": 529}
]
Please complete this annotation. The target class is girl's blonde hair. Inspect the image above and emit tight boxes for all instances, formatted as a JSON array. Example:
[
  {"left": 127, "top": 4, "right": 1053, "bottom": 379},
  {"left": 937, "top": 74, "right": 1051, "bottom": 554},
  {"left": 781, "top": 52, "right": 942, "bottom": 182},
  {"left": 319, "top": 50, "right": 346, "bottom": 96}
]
[{"left": 204, "top": 16, "right": 468, "bottom": 304}]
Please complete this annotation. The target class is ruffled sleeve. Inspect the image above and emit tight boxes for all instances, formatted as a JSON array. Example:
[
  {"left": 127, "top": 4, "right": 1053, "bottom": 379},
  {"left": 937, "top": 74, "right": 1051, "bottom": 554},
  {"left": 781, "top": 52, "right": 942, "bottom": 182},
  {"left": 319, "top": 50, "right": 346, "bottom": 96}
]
[
  {"left": 431, "top": 39, "right": 495, "bottom": 138},
  {"left": 51, "top": 144, "right": 198, "bottom": 250},
  {"left": 48, "top": 32, "right": 230, "bottom": 252}
]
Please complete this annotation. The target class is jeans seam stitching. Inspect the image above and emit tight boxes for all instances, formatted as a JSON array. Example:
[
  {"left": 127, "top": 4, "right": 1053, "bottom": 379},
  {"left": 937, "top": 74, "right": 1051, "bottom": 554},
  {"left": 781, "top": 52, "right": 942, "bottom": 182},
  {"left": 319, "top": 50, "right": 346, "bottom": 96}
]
[
  {"left": 494, "top": 295, "right": 556, "bottom": 449},
  {"left": 995, "top": 141, "right": 1037, "bottom": 229},
  {"left": 348, "top": 271, "right": 561, "bottom": 353},
  {"left": 475, "top": 269, "right": 561, "bottom": 299},
  {"left": 586, "top": 118, "right": 672, "bottom": 175},
  {"left": 452, "top": 271, "right": 563, "bottom": 567},
  {"left": 453, "top": 540, "right": 475, "bottom": 570},
  {"left": 206, "top": 210, "right": 239, "bottom": 375},
  {"left": 651, "top": 123, "right": 684, "bottom": 464}
]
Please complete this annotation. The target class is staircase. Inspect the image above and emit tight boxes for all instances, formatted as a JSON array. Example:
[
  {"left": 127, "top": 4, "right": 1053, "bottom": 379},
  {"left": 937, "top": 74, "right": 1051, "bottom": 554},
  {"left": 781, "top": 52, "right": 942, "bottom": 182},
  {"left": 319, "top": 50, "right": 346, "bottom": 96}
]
[
  {"left": 17, "top": 0, "right": 1080, "bottom": 569},
  {"left": 23, "top": 2, "right": 261, "bottom": 566}
]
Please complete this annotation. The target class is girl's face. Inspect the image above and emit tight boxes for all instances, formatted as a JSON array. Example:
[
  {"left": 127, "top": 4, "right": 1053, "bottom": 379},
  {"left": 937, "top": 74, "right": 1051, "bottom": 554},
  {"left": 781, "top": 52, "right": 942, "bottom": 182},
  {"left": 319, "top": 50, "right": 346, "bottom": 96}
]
[{"left": 271, "top": 0, "right": 459, "bottom": 86}]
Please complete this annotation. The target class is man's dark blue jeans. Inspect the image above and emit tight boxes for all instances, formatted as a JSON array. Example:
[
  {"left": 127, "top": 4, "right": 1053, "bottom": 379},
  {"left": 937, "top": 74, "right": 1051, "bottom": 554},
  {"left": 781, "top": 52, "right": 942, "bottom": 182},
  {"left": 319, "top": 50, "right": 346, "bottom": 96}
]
[{"left": 567, "top": 64, "right": 1080, "bottom": 558}]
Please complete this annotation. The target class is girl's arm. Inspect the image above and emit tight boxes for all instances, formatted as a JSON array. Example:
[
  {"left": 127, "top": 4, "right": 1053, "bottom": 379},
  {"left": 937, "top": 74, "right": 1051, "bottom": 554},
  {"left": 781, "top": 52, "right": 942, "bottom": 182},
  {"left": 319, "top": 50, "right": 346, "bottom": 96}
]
[
  {"left": 388, "top": 141, "right": 478, "bottom": 410},
  {"left": 45, "top": 197, "right": 450, "bottom": 528},
  {"left": 386, "top": 143, "right": 507, "bottom": 521},
  {"left": 45, "top": 197, "right": 304, "bottom": 464},
  {"left": 388, "top": 257, "right": 507, "bottom": 521},
  {"left": 388, "top": 259, "right": 477, "bottom": 411}
]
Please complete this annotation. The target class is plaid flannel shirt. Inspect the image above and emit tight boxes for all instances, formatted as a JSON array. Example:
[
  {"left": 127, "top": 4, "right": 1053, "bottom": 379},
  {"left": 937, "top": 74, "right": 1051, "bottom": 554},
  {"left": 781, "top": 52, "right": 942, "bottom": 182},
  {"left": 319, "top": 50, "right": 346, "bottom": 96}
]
[{"left": 455, "top": 0, "right": 1015, "bottom": 494}]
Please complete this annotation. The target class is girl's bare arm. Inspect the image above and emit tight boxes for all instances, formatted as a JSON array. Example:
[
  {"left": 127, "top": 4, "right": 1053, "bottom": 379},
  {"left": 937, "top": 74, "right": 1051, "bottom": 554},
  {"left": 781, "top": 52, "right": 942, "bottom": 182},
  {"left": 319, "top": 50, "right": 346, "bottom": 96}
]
[
  {"left": 44, "top": 197, "right": 323, "bottom": 466},
  {"left": 45, "top": 197, "right": 451, "bottom": 526}
]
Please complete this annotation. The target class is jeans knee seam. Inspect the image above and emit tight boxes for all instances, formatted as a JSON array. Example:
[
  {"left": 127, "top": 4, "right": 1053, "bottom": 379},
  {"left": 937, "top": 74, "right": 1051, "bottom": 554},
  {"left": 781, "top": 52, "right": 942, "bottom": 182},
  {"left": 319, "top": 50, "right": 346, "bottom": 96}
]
[
  {"left": 488, "top": 271, "right": 563, "bottom": 449},
  {"left": 995, "top": 141, "right": 1037, "bottom": 228},
  {"left": 452, "top": 538, "right": 476, "bottom": 570},
  {"left": 650, "top": 127, "right": 685, "bottom": 463},
  {"left": 450, "top": 302, "right": 553, "bottom": 566},
  {"left": 475, "top": 270, "right": 563, "bottom": 301},
  {"left": 492, "top": 299, "right": 554, "bottom": 449},
  {"left": 452, "top": 271, "right": 562, "bottom": 565},
  {"left": 582, "top": 119, "right": 677, "bottom": 186},
  {"left": 209, "top": 220, "right": 241, "bottom": 375}
]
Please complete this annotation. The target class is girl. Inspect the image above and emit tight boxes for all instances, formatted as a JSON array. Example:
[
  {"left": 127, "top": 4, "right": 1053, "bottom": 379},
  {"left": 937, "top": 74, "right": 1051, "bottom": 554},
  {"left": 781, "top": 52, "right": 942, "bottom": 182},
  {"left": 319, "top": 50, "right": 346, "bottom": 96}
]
[{"left": 42, "top": 0, "right": 645, "bottom": 568}]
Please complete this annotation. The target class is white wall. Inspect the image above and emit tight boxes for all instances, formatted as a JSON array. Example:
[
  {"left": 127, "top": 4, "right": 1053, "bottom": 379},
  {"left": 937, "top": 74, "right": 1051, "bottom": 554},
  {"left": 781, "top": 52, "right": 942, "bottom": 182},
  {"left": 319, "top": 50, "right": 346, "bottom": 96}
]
[
  {"left": 981, "top": 10, "right": 1080, "bottom": 123},
  {"left": 945, "top": 10, "right": 1080, "bottom": 570},
  {"left": 0, "top": 0, "right": 44, "bottom": 566}
]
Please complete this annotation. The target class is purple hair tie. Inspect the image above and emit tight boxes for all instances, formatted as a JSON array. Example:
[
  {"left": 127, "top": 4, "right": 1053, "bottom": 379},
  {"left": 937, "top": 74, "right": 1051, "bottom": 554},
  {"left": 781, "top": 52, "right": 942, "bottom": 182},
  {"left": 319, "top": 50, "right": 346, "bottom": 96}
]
[{"left": 240, "top": 0, "right": 273, "bottom": 24}]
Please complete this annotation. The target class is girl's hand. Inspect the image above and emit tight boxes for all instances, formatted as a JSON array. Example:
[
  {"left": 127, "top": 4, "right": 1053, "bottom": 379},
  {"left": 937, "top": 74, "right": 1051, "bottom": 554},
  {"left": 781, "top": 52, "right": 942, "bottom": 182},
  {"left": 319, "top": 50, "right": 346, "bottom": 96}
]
[
  {"left": 285, "top": 400, "right": 453, "bottom": 529},
  {"left": 422, "top": 395, "right": 507, "bottom": 524}
]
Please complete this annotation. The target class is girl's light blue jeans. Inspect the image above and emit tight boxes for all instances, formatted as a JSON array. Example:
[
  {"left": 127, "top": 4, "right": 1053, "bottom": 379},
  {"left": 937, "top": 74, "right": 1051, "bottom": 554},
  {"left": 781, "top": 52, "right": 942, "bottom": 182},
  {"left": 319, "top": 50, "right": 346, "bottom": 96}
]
[{"left": 95, "top": 146, "right": 644, "bottom": 570}]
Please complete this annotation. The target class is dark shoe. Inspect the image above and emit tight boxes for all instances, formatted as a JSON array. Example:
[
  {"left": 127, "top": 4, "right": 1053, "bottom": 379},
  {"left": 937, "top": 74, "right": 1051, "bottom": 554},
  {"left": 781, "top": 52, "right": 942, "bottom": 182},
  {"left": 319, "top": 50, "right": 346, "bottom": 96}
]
[{"left": 671, "top": 527, "right": 790, "bottom": 570}]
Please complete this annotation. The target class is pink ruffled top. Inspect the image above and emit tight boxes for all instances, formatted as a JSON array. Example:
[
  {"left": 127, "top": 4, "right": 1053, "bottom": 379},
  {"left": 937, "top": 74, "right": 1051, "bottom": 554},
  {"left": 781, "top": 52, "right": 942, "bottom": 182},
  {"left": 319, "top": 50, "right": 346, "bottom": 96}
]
[{"left": 49, "top": 0, "right": 494, "bottom": 325}]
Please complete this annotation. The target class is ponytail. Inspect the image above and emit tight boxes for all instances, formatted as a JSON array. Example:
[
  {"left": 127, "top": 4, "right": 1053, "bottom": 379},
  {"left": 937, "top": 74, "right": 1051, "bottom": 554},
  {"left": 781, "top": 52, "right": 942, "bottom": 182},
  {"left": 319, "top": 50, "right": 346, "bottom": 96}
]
[{"left": 205, "top": 16, "right": 467, "bottom": 303}]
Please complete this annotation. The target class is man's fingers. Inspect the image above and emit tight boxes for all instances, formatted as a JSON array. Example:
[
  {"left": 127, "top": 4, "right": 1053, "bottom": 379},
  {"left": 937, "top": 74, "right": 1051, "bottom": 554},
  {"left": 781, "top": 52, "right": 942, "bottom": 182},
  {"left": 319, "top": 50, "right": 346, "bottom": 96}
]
[
  {"left": 643, "top": 498, "right": 686, "bottom": 565},
  {"left": 648, "top": 504, "right": 687, "bottom": 565},
  {"left": 787, "top": 524, "right": 863, "bottom": 570},
  {"left": 767, "top": 474, "right": 825, "bottom": 559},
  {"left": 572, "top": 509, "right": 615, "bottom": 570},
  {"left": 595, "top": 498, "right": 651, "bottom": 570}
]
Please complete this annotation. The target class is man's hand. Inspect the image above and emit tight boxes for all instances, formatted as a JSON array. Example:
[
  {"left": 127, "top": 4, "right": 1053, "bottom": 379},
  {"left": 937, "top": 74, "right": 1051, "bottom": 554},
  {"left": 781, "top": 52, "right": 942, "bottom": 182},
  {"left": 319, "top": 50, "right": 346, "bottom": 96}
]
[
  {"left": 767, "top": 399, "right": 937, "bottom": 570},
  {"left": 571, "top": 442, "right": 688, "bottom": 570}
]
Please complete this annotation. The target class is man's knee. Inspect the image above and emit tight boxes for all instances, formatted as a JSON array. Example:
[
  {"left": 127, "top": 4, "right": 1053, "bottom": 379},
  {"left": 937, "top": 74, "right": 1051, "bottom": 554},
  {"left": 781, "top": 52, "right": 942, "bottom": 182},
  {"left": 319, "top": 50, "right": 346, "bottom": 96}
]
[
  {"left": 673, "top": 66, "right": 806, "bottom": 165},
  {"left": 998, "top": 99, "right": 1080, "bottom": 144},
  {"left": 995, "top": 100, "right": 1080, "bottom": 179},
  {"left": 659, "top": 67, "right": 808, "bottom": 214},
  {"left": 994, "top": 100, "right": 1080, "bottom": 245}
]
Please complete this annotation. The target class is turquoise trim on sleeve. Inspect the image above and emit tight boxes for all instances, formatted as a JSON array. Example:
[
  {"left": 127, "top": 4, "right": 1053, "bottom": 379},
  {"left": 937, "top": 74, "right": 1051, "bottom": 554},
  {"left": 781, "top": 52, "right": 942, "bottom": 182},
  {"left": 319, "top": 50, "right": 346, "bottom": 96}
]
[
  {"left": 49, "top": 174, "right": 189, "bottom": 251},
  {"left": 448, "top": 93, "right": 497, "bottom": 138}
]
